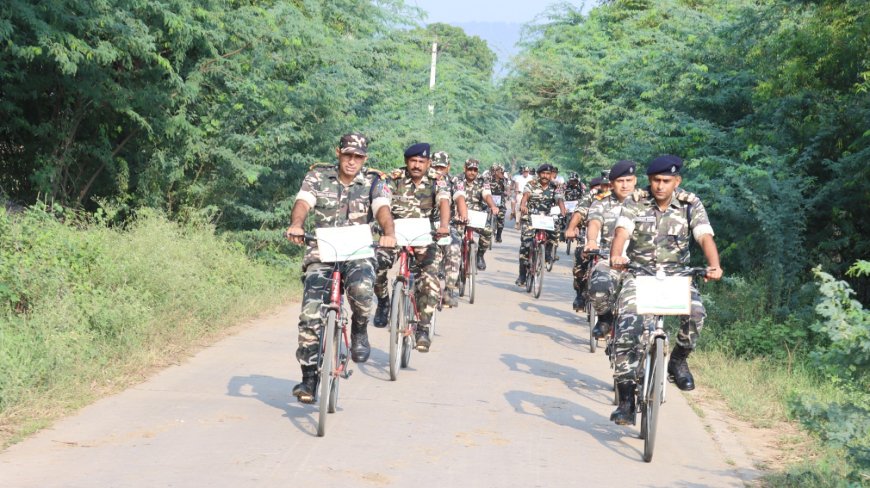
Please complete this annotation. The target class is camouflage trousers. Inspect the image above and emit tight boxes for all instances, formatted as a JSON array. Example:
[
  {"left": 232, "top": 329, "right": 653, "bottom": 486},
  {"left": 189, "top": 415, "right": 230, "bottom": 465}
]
[
  {"left": 588, "top": 260, "right": 623, "bottom": 315},
  {"left": 297, "top": 259, "right": 375, "bottom": 366},
  {"left": 374, "top": 244, "right": 440, "bottom": 328},
  {"left": 494, "top": 205, "right": 506, "bottom": 235},
  {"left": 519, "top": 219, "right": 557, "bottom": 266},
  {"left": 572, "top": 244, "right": 591, "bottom": 291},
  {"left": 437, "top": 227, "right": 462, "bottom": 293},
  {"left": 612, "top": 273, "right": 706, "bottom": 384}
]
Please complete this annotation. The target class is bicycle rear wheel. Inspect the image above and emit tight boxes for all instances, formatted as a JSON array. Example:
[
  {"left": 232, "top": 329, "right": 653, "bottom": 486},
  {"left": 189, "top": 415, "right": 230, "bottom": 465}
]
[
  {"left": 317, "top": 310, "right": 337, "bottom": 437},
  {"left": 388, "top": 281, "right": 403, "bottom": 381},
  {"left": 643, "top": 337, "right": 665, "bottom": 462},
  {"left": 533, "top": 243, "right": 544, "bottom": 298},
  {"left": 468, "top": 242, "right": 477, "bottom": 304},
  {"left": 587, "top": 302, "right": 597, "bottom": 353}
]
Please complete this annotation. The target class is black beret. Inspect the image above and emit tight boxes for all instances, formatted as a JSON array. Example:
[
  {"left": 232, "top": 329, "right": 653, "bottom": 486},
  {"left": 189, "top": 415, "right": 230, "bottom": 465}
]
[
  {"left": 647, "top": 154, "right": 683, "bottom": 176},
  {"left": 609, "top": 160, "right": 637, "bottom": 180},
  {"left": 404, "top": 143, "right": 431, "bottom": 159},
  {"left": 537, "top": 163, "right": 555, "bottom": 173},
  {"left": 589, "top": 177, "right": 604, "bottom": 187}
]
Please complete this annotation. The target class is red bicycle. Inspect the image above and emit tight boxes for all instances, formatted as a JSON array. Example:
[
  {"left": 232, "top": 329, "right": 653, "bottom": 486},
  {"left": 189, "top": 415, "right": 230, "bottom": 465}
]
[
  {"left": 525, "top": 214, "right": 555, "bottom": 298},
  {"left": 457, "top": 223, "right": 478, "bottom": 304},
  {"left": 388, "top": 242, "right": 429, "bottom": 381}
]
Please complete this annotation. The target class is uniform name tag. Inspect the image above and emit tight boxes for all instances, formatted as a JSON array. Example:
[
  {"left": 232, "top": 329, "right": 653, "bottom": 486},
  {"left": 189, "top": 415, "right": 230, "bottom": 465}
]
[{"left": 634, "top": 216, "right": 656, "bottom": 223}]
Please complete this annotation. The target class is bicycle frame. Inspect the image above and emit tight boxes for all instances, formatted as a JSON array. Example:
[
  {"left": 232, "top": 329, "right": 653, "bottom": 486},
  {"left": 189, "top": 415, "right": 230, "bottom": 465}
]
[
  {"left": 319, "top": 268, "right": 351, "bottom": 382},
  {"left": 396, "top": 246, "right": 421, "bottom": 326}
]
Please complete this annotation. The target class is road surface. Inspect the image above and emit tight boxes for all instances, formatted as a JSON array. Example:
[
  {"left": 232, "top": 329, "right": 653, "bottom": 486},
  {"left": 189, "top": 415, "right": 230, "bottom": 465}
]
[{"left": 0, "top": 224, "right": 755, "bottom": 487}]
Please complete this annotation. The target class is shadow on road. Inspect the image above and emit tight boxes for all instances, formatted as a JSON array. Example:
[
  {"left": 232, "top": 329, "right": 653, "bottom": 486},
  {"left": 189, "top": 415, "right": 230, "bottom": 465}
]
[
  {"left": 509, "top": 320, "right": 588, "bottom": 352},
  {"left": 226, "top": 374, "right": 320, "bottom": 436},
  {"left": 518, "top": 302, "right": 583, "bottom": 326},
  {"left": 500, "top": 353, "right": 612, "bottom": 404}
]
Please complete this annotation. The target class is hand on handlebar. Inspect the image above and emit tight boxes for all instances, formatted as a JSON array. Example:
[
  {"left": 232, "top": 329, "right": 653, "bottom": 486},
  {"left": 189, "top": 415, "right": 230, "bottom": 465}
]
[
  {"left": 610, "top": 255, "right": 629, "bottom": 270},
  {"left": 284, "top": 226, "right": 305, "bottom": 245},
  {"left": 582, "top": 242, "right": 598, "bottom": 259},
  {"left": 520, "top": 205, "right": 528, "bottom": 215},
  {"left": 490, "top": 206, "right": 499, "bottom": 216},
  {"left": 435, "top": 226, "right": 450, "bottom": 238},
  {"left": 564, "top": 227, "right": 578, "bottom": 240},
  {"left": 705, "top": 266, "right": 723, "bottom": 281},
  {"left": 378, "top": 235, "right": 397, "bottom": 248}
]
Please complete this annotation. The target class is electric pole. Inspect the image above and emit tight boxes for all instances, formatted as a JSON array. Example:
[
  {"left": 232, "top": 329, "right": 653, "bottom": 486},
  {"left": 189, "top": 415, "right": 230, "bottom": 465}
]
[{"left": 428, "top": 42, "right": 437, "bottom": 116}]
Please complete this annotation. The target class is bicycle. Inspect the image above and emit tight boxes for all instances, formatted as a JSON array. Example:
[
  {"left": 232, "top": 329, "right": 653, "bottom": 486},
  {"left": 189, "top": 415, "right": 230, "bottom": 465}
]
[
  {"left": 624, "top": 263, "right": 708, "bottom": 462},
  {"left": 301, "top": 231, "right": 375, "bottom": 437},
  {"left": 459, "top": 210, "right": 488, "bottom": 304},
  {"left": 581, "top": 248, "right": 609, "bottom": 354},
  {"left": 525, "top": 213, "right": 555, "bottom": 299}
]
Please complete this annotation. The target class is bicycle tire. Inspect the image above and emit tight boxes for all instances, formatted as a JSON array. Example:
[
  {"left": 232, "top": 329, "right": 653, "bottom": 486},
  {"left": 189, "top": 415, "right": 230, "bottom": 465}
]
[
  {"left": 458, "top": 243, "right": 467, "bottom": 297},
  {"left": 612, "top": 378, "right": 619, "bottom": 406},
  {"left": 587, "top": 303, "right": 597, "bottom": 353},
  {"left": 566, "top": 239, "right": 572, "bottom": 256},
  {"left": 400, "top": 294, "right": 413, "bottom": 368},
  {"left": 469, "top": 242, "right": 477, "bottom": 304},
  {"left": 643, "top": 337, "right": 665, "bottom": 462},
  {"left": 327, "top": 314, "right": 343, "bottom": 414},
  {"left": 533, "top": 243, "right": 544, "bottom": 298},
  {"left": 545, "top": 243, "right": 555, "bottom": 272},
  {"left": 317, "top": 310, "right": 337, "bottom": 437},
  {"left": 388, "top": 281, "right": 403, "bottom": 381},
  {"left": 525, "top": 247, "right": 534, "bottom": 293}
]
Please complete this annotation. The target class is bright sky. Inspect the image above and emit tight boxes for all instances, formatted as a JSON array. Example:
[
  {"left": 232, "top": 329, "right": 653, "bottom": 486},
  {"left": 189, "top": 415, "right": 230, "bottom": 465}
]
[{"left": 409, "top": 0, "right": 592, "bottom": 23}]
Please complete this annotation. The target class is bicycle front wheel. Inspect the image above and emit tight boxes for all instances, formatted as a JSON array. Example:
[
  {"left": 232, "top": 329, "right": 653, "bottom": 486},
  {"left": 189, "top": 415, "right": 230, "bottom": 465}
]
[
  {"left": 458, "top": 246, "right": 467, "bottom": 297},
  {"left": 533, "top": 243, "right": 544, "bottom": 298},
  {"left": 327, "top": 315, "right": 344, "bottom": 414},
  {"left": 525, "top": 249, "right": 534, "bottom": 294},
  {"left": 643, "top": 337, "right": 665, "bottom": 462},
  {"left": 317, "top": 310, "right": 337, "bottom": 437},
  {"left": 400, "top": 294, "right": 413, "bottom": 368},
  {"left": 468, "top": 242, "right": 477, "bottom": 304},
  {"left": 587, "top": 302, "right": 597, "bottom": 353},
  {"left": 566, "top": 239, "right": 572, "bottom": 256},
  {"left": 388, "top": 282, "right": 403, "bottom": 381},
  {"left": 545, "top": 243, "right": 555, "bottom": 272}
]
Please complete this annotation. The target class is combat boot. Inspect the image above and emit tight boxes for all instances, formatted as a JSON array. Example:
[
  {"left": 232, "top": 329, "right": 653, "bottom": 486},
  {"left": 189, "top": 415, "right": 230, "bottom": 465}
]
[
  {"left": 668, "top": 345, "right": 695, "bottom": 391},
  {"left": 415, "top": 326, "right": 432, "bottom": 352},
  {"left": 350, "top": 319, "right": 371, "bottom": 363},
  {"left": 292, "top": 365, "right": 318, "bottom": 404},
  {"left": 592, "top": 311, "right": 613, "bottom": 339},
  {"left": 447, "top": 289, "right": 459, "bottom": 308},
  {"left": 496, "top": 228, "right": 503, "bottom": 243},
  {"left": 610, "top": 381, "right": 637, "bottom": 425},
  {"left": 573, "top": 289, "right": 586, "bottom": 311},
  {"left": 476, "top": 249, "right": 487, "bottom": 270},
  {"left": 373, "top": 296, "right": 390, "bottom": 328},
  {"left": 515, "top": 263, "right": 527, "bottom": 286}
]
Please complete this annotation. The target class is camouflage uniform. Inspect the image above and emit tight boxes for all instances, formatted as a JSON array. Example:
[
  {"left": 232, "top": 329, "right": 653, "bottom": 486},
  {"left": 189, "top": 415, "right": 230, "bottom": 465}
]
[
  {"left": 571, "top": 190, "right": 600, "bottom": 291},
  {"left": 374, "top": 168, "right": 450, "bottom": 328},
  {"left": 586, "top": 192, "right": 631, "bottom": 319},
  {"left": 436, "top": 174, "right": 466, "bottom": 293},
  {"left": 520, "top": 179, "right": 564, "bottom": 266},
  {"left": 612, "top": 189, "right": 714, "bottom": 383},
  {"left": 488, "top": 174, "right": 510, "bottom": 240},
  {"left": 294, "top": 165, "right": 390, "bottom": 366},
  {"left": 464, "top": 176, "right": 494, "bottom": 250}
]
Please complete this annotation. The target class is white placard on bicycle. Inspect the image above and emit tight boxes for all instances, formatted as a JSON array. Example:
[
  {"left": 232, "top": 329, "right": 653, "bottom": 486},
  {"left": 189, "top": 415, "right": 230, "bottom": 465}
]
[
  {"left": 436, "top": 236, "right": 452, "bottom": 245},
  {"left": 315, "top": 225, "right": 375, "bottom": 262},
  {"left": 565, "top": 200, "right": 578, "bottom": 212},
  {"left": 467, "top": 210, "right": 488, "bottom": 229},
  {"left": 530, "top": 214, "right": 555, "bottom": 231},
  {"left": 549, "top": 206, "right": 561, "bottom": 216},
  {"left": 491, "top": 195, "right": 502, "bottom": 206},
  {"left": 394, "top": 218, "right": 433, "bottom": 246},
  {"left": 635, "top": 275, "right": 692, "bottom": 315}
]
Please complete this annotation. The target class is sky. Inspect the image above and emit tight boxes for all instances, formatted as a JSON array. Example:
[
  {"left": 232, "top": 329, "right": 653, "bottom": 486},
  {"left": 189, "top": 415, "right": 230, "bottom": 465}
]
[{"left": 409, "top": 0, "right": 592, "bottom": 24}]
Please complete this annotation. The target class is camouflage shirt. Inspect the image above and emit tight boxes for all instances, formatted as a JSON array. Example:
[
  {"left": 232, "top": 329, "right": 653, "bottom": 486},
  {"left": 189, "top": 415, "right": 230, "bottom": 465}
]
[
  {"left": 385, "top": 167, "right": 450, "bottom": 221},
  {"left": 586, "top": 192, "right": 630, "bottom": 250},
  {"left": 434, "top": 174, "right": 466, "bottom": 222},
  {"left": 463, "top": 176, "right": 492, "bottom": 212},
  {"left": 523, "top": 178, "right": 564, "bottom": 217},
  {"left": 615, "top": 189, "right": 715, "bottom": 272},
  {"left": 295, "top": 165, "right": 390, "bottom": 265},
  {"left": 488, "top": 175, "right": 510, "bottom": 208},
  {"left": 563, "top": 184, "right": 584, "bottom": 203},
  {"left": 571, "top": 189, "right": 606, "bottom": 223}
]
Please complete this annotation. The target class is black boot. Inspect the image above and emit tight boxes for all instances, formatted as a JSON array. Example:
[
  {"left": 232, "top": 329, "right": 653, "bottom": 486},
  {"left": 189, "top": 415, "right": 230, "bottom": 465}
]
[
  {"left": 496, "top": 228, "right": 503, "bottom": 243},
  {"left": 593, "top": 311, "right": 613, "bottom": 339},
  {"left": 515, "top": 263, "right": 528, "bottom": 286},
  {"left": 668, "top": 345, "right": 695, "bottom": 391},
  {"left": 477, "top": 250, "right": 486, "bottom": 270},
  {"left": 610, "top": 381, "right": 637, "bottom": 425},
  {"left": 350, "top": 320, "right": 371, "bottom": 363},
  {"left": 373, "top": 296, "right": 390, "bottom": 328},
  {"left": 573, "top": 289, "right": 586, "bottom": 311},
  {"left": 415, "top": 326, "right": 431, "bottom": 352},
  {"left": 292, "top": 365, "right": 318, "bottom": 404}
]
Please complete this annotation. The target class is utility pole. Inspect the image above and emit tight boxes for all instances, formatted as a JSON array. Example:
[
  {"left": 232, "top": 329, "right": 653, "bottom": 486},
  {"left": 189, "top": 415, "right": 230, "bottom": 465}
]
[{"left": 428, "top": 42, "right": 437, "bottom": 116}]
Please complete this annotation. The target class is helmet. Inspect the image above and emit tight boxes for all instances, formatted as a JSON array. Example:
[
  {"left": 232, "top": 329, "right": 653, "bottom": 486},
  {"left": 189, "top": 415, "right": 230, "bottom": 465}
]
[{"left": 568, "top": 172, "right": 579, "bottom": 181}]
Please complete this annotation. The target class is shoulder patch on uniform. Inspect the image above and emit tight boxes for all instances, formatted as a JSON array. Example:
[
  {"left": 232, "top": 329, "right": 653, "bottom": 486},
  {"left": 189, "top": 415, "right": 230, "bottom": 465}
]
[
  {"left": 595, "top": 190, "right": 612, "bottom": 201},
  {"left": 390, "top": 168, "right": 404, "bottom": 179},
  {"left": 631, "top": 188, "right": 649, "bottom": 202},
  {"left": 675, "top": 190, "right": 699, "bottom": 204}
]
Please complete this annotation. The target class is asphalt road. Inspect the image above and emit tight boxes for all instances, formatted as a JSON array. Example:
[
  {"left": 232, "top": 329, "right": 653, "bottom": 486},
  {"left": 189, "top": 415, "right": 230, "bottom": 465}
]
[{"left": 0, "top": 223, "right": 753, "bottom": 487}]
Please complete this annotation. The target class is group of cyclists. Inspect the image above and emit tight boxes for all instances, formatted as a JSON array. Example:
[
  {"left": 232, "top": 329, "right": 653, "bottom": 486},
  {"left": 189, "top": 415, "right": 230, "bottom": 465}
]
[{"left": 285, "top": 133, "right": 722, "bottom": 428}]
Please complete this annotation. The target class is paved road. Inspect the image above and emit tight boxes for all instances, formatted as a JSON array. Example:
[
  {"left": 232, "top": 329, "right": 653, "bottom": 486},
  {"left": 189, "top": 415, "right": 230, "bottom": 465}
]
[{"left": 0, "top": 224, "right": 753, "bottom": 487}]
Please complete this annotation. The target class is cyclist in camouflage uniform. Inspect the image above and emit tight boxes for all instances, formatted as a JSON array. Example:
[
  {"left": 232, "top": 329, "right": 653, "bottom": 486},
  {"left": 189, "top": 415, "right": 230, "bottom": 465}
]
[
  {"left": 516, "top": 163, "right": 567, "bottom": 286},
  {"left": 432, "top": 151, "right": 467, "bottom": 308},
  {"left": 372, "top": 143, "right": 451, "bottom": 352},
  {"left": 566, "top": 160, "right": 638, "bottom": 339},
  {"left": 463, "top": 158, "right": 500, "bottom": 270},
  {"left": 564, "top": 172, "right": 611, "bottom": 310},
  {"left": 488, "top": 163, "right": 510, "bottom": 243},
  {"left": 608, "top": 155, "right": 722, "bottom": 425},
  {"left": 285, "top": 133, "right": 396, "bottom": 403}
]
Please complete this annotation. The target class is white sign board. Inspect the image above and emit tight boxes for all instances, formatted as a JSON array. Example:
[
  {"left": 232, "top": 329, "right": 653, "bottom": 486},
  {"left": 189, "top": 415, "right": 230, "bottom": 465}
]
[
  {"left": 315, "top": 225, "right": 375, "bottom": 262},
  {"left": 635, "top": 276, "right": 692, "bottom": 315},
  {"left": 491, "top": 195, "right": 502, "bottom": 206},
  {"left": 467, "top": 210, "right": 489, "bottom": 229},
  {"left": 394, "top": 218, "right": 433, "bottom": 246},
  {"left": 437, "top": 236, "right": 452, "bottom": 245},
  {"left": 549, "top": 206, "right": 561, "bottom": 216},
  {"left": 530, "top": 214, "right": 555, "bottom": 231},
  {"left": 565, "top": 200, "right": 578, "bottom": 212}
]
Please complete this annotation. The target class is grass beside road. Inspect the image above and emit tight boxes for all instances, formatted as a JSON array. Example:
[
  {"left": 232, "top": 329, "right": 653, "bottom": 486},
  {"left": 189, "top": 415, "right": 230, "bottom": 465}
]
[{"left": 0, "top": 208, "right": 298, "bottom": 446}]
